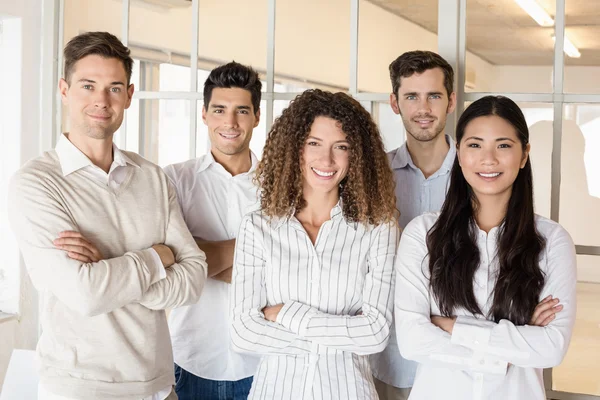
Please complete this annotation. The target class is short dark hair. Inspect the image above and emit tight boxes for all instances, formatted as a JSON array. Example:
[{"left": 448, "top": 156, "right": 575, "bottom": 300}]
[
  {"left": 64, "top": 31, "right": 133, "bottom": 85},
  {"left": 203, "top": 61, "right": 262, "bottom": 115},
  {"left": 389, "top": 50, "right": 454, "bottom": 97}
]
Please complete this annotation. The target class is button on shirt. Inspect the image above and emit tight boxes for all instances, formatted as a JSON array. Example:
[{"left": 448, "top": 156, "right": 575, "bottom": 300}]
[
  {"left": 231, "top": 205, "right": 400, "bottom": 399},
  {"left": 371, "top": 135, "right": 456, "bottom": 388},
  {"left": 164, "top": 152, "right": 261, "bottom": 380},
  {"left": 38, "top": 134, "right": 171, "bottom": 400},
  {"left": 395, "top": 212, "right": 577, "bottom": 400}
]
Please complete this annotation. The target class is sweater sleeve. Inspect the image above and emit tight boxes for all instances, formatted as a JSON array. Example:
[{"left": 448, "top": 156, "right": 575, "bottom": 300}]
[
  {"left": 137, "top": 179, "right": 207, "bottom": 310},
  {"left": 8, "top": 170, "right": 165, "bottom": 317}
]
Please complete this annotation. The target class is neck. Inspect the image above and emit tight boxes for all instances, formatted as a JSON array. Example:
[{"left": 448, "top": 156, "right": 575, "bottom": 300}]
[
  {"left": 212, "top": 148, "right": 252, "bottom": 176},
  {"left": 474, "top": 190, "right": 511, "bottom": 233},
  {"left": 295, "top": 187, "right": 339, "bottom": 227},
  {"left": 66, "top": 131, "right": 114, "bottom": 173},
  {"left": 406, "top": 133, "right": 450, "bottom": 178}
]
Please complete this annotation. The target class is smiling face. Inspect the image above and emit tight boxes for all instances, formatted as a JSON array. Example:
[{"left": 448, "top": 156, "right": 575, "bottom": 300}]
[
  {"left": 202, "top": 87, "right": 260, "bottom": 159},
  {"left": 458, "top": 115, "right": 530, "bottom": 204},
  {"left": 59, "top": 54, "right": 134, "bottom": 141},
  {"left": 301, "top": 116, "right": 350, "bottom": 197},
  {"left": 390, "top": 67, "right": 456, "bottom": 143}
]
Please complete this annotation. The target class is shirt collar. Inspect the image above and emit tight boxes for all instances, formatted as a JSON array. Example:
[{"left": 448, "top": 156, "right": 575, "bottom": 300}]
[
  {"left": 55, "top": 134, "right": 139, "bottom": 177},
  {"left": 390, "top": 134, "right": 456, "bottom": 174},
  {"left": 197, "top": 150, "right": 259, "bottom": 175},
  {"left": 273, "top": 200, "right": 354, "bottom": 231}
]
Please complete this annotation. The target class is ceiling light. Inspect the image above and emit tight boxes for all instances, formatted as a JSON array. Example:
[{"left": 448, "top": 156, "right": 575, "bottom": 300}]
[
  {"left": 552, "top": 35, "right": 582, "bottom": 58},
  {"left": 514, "top": 0, "right": 555, "bottom": 27}
]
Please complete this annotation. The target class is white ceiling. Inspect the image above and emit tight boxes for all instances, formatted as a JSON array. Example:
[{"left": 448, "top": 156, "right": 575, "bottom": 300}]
[{"left": 367, "top": 0, "right": 600, "bottom": 66}]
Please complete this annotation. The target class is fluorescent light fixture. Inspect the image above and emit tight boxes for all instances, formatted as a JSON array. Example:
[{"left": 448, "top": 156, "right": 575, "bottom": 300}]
[
  {"left": 514, "top": 0, "right": 555, "bottom": 27},
  {"left": 552, "top": 35, "right": 582, "bottom": 58}
]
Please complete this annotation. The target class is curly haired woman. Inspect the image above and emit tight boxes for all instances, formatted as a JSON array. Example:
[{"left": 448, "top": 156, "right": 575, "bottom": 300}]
[{"left": 230, "top": 89, "right": 399, "bottom": 399}]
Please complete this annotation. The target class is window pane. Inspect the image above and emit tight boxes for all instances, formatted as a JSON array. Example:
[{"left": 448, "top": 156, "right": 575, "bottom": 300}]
[
  {"left": 129, "top": 1, "right": 193, "bottom": 90},
  {"left": 466, "top": 0, "right": 555, "bottom": 93},
  {"left": 564, "top": 0, "right": 600, "bottom": 94},
  {"left": 553, "top": 278, "right": 600, "bottom": 395},
  {"left": 559, "top": 104, "right": 600, "bottom": 246},
  {"left": 133, "top": 100, "right": 190, "bottom": 167},
  {"left": 197, "top": 0, "right": 268, "bottom": 92},
  {"left": 359, "top": 1, "right": 439, "bottom": 93},
  {"left": 373, "top": 101, "right": 406, "bottom": 153},
  {"left": 275, "top": 0, "right": 349, "bottom": 92}
]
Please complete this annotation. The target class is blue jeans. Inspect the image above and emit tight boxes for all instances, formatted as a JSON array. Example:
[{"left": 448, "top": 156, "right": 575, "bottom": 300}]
[{"left": 174, "top": 364, "right": 253, "bottom": 400}]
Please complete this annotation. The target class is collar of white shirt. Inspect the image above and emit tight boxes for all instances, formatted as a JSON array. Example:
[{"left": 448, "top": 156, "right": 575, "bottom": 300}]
[
  {"left": 391, "top": 134, "right": 456, "bottom": 175},
  {"left": 196, "top": 150, "right": 259, "bottom": 176},
  {"left": 272, "top": 201, "right": 358, "bottom": 231},
  {"left": 55, "top": 133, "right": 140, "bottom": 177}
]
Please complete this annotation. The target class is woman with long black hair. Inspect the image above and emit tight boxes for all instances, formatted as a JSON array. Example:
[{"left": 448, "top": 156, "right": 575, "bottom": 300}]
[{"left": 395, "top": 95, "right": 576, "bottom": 400}]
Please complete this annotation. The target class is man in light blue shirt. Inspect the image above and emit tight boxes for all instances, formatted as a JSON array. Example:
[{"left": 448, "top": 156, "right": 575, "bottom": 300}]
[{"left": 371, "top": 50, "right": 457, "bottom": 400}]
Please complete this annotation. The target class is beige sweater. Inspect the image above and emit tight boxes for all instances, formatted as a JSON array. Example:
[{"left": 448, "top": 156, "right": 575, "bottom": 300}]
[{"left": 8, "top": 149, "right": 207, "bottom": 400}]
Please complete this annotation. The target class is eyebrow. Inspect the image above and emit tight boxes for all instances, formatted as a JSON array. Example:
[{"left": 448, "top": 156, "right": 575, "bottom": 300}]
[
  {"left": 403, "top": 91, "right": 444, "bottom": 97},
  {"left": 465, "top": 136, "right": 517, "bottom": 143},
  {"left": 77, "top": 79, "right": 125, "bottom": 86},
  {"left": 209, "top": 104, "right": 252, "bottom": 110},
  {"left": 306, "top": 136, "right": 350, "bottom": 144}
]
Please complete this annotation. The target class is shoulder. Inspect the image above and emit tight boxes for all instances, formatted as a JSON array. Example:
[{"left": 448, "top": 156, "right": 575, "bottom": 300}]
[
  {"left": 534, "top": 214, "right": 574, "bottom": 247},
  {"left": 11, "top": 151, "right": 61, "bottom": 191},
  {"left": 163, "top": 157, "right": 205, "bottom": 183},
  {"left": 403, "top": 212, "right": 440, "bottom": 237}
]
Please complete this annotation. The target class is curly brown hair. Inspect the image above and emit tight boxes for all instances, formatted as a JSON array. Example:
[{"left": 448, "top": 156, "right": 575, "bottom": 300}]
[{"left": 256, "top": 89, "right": 397, "bottom": 225}]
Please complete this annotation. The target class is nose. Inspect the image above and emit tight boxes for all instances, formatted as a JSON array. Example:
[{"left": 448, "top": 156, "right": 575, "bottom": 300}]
[
  {"left": 318, "top": 147, "right": 334, "bottom": 166},
  {"left": 481, "top": 147, "right": 498, "bottom": 166},
  {"left": 93, "top": 89, "right": 109, "bottom": 108},
  {"left": 417, "top": 97, "right": 432, "bottom": 114},
  {"left": 223, "top": 111, "right": 238, "bottom": 128}
]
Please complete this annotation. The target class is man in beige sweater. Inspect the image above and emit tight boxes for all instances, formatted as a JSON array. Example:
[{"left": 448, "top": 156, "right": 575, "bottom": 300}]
[{"left": 8, "top": 32, "right": 207, "bottom": 400}]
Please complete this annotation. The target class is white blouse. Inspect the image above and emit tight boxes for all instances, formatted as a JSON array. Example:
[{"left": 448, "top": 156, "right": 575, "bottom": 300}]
[
  {"left": 231, "top": 204, "right": 399, "bottom": 399},
  {"left": 395, "top": 212, "right": 577, "bottom": 400}
]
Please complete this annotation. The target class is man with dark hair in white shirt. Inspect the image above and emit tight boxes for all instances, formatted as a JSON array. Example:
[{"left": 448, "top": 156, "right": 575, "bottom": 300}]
[
  {"left": 370, "top": 50, "right": 458, "bottom": 400},
  {"left": 9, "top": 31, "right": 207, "bottom": 400},
  {"left": 165, "top": 61, "right": 262, "bottom": 400}
]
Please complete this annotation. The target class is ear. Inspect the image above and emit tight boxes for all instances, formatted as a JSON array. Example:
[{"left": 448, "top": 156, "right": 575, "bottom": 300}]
[
  {"left": 456, "top": 143, "right": 462, "bottom": 166},
  {"left": 390, "top": 93, "right": 400, "bottom": 115},
  {"left": 202, "top": 105, "right": 208, "bottom": 125},
  {"left": 254, "top": 107, "right": 261, "bottom": 128},
  {"left": 447, "top": 91, "right": 457, "bottom": 114},
  {"left": 125, "top": 83, "right": 134, "bottom": 109},
  {"left": 59, "top": 78, "right": 70, "bottom": 105},
  {"left": 521, "top": 142, "right": 531, "bottom": 169}
]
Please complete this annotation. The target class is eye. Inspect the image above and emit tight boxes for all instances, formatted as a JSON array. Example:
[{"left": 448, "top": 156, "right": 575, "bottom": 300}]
[
  {"left": 110, "top": 87, "right": 121, "bottom": 93},
  {"left": 82, "top": 84, "right": 93, "bottom": 90},
  {"left": 213, "top": 109, "right": 223, "bottom": 114},
  {"left": 306, "top": 141, "right": 319, "bottom": 146},
  {"left": 467, "top": 143, "right": 480, "bottom": 148},
  {"left": 336, "top": 145, "right": 349, "bottom": 151},
  {"left": 429, "top": 94, "right": 441, "bottom": 99},
  {"left": 406, "top": 95, "right": 417, "bottom": 100},
  {"left": 238, "top": 109, "right": 250, "bottom": 115},
  {"left": 498, "top": 143, "right": 511, "bottom": 149}
]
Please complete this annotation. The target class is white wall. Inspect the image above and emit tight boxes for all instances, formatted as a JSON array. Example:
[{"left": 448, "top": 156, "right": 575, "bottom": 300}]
[{"left": 0, "top": 0, "right": 44, "bottom": 390}]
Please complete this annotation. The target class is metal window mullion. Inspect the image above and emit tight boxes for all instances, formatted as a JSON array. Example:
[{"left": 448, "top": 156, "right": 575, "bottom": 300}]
[
  {"left": 266, "top": 0, "right": 276, "bottom": 133},
  {"left": 119, "top": 0, "right": 130, "bottom": 150},
  {"left": 455, "top": 0, "right": 467, "bottom": 124},
  {"left": 437, "top": 0, "right": 460, "bottom": 136},
  {"left": 349, "top": 0, "right": 359, "bottom": 95},
  {"left": 189, "top": 0, "right": 199, "bottom": 158}
]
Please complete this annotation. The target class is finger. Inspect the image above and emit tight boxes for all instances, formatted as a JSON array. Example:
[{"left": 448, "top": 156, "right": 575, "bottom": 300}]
[
  {"left": 530, "top": 298, "right": 559, "bottom": 323},
  {"left": 58, "top": 244, "right": 95, "bottom": 259},
  {"left": 537, "top": 313, "right": 556, "bottom": 327},
  {"left": 66, "top": 252, "right": 93, "bottom": 263},
  {"left": 54, "top": 237, "right": 91, "bottom": 247},
  {"left": 533, "top": 305, "right": 563, "bottom": 326},
  {"left": 58, "top": 231, "right": 85, "bottom": 238}
]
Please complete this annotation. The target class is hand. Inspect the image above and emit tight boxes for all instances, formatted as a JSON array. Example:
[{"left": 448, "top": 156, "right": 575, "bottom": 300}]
[
  {"left": 262, "top": 304, "right": 284, "bottom": 322},
  {"left": 213, "top": 267, "right": 232, "bottom": 284},
  {"left": 152, "top": 244, "right": 175, "bottom": 268},
  {"left": 431, "top": 315, "right": 457, "bottom": 334},
  {"left": 53, "top": 231, "right": 104, "bottom": 263},
  {"left": 530, "top": 295, "right": 562, "bottom": 326}
]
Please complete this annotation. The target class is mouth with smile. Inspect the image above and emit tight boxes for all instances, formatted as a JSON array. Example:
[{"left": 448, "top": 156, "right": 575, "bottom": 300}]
[
  {"left": 311, "top": 167, "right": 337, "bottom": 179},
  {"left": 87, "top": 113, "right": 111, "bottom": 122},
  {"left": 218, "top": 131, "right": 242, "bottom": 140},
  {"left": 413, "top": 116, "right": 436, "bottom": 128},
  {"left": 477, "top": 172, "right": 502, "bottom": 181}
]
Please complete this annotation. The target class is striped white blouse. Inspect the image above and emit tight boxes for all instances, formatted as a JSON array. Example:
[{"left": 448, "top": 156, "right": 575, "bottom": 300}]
[{"left": 231, "top": 203, "right": 399, "bottom": 399}]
